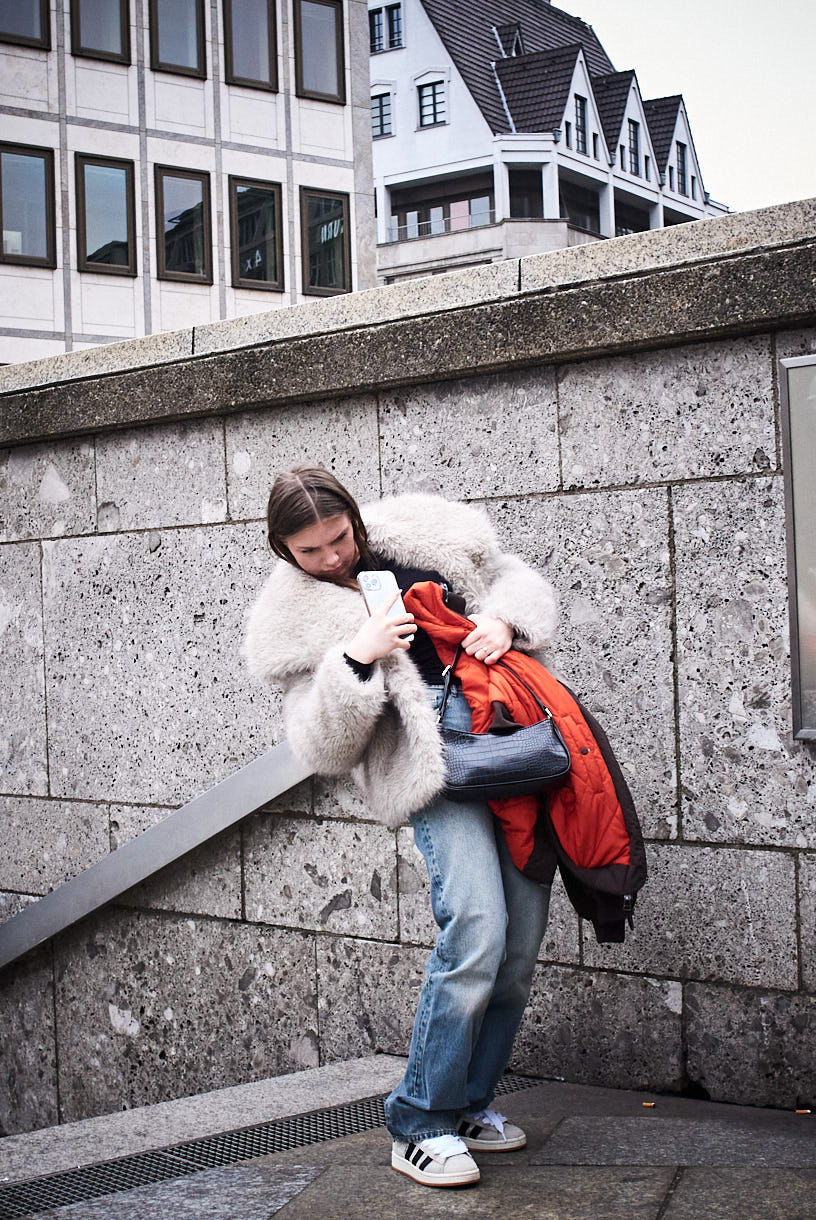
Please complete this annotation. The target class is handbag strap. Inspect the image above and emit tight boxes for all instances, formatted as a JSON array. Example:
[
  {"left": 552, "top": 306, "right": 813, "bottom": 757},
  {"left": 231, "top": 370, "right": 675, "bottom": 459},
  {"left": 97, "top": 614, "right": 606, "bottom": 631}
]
[{"left": 435, "top": 644, "right": 552, "bottom": 724}]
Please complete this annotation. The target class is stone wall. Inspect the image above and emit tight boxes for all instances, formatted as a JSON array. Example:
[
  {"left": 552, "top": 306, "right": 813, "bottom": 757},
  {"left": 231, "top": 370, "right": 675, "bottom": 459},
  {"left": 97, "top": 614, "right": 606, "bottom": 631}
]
[{"left": 1, "top": 198, "right": 815, "bottom": 1135}]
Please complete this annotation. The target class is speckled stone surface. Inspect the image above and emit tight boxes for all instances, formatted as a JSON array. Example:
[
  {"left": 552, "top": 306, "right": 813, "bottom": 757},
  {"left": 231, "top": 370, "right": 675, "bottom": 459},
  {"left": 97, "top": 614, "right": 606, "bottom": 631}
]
[
  {"left": 775, "top": 324, "right": 816, "bottom": 360},
  {"left": 224, "top": 395, "right": 381, "bottom": 523},
  {"left": 521, "top": 197, "right": 816, "bottom": 292},
  {"left": 0, "top": 944, "right": 57, "bottom": 1136},
  {"left": 378, "top": 368, "right": 559, "bottom": 499},
  {"left": 674, "top": 476, "right": 816, "bottom": 847},
  {"left": 317, "top": 938, "right": 428, "bottom": 1062},
  {"left": 26, "top": 1163, "right": 322, "bottom": 1219},
  {"left": 486, "top": 488, "right": 676, "bottom": 838},
  {"left": 558, "top": 336, "right": 775, "bottom": 489},
  {"left": 41, "top": 524, "right": 275, "bottom": 805},
  {"left": 53, "top": 908, "right": 319, "bottom": 1122},
  {"left": 111, "top": 805, "right": 242, "bottom": 920},
  {"left": 800, "top": 853, "right": 816, "bottom": 993},
  {"left": 0, "top": 327, "right": 192, "bottom": 394},
  {"left": 243, "top": 814, "right": 398, "bottom": 938},
  {"left": 0, "top": 796, "right": 108, "bottom": 894},
  {"left": 193, "top": 259, "right": 520, "bottom": 356},
  {"left": 395, "top": 826, "right": 579, "bottom": 963},
  {"left": 0, "top": 440, "right": 96, "bottom": 541},
  {"left": 534, "top": 1115, "right": 816, "bottom": 1166},
  {"left": 513, "top": 965, "right": 684, "bottom": 1091},
  {"left": 685, "top": 982, "right": 816, "bottom": 1108},
  {"left": 664, "top": 1167, "right": 816, "bottom": 1220},
  {"left": 312, "top": 775, "right": 381, "bottom": 823},
  {"left": 582, "top": 844, "right": 798, "bottom": 990},
  {"left": 95, "top": 421, "right": 228, "bottom": 531},
  {"left": 0, "top": 542, "right": 47, "bottom": 795}
]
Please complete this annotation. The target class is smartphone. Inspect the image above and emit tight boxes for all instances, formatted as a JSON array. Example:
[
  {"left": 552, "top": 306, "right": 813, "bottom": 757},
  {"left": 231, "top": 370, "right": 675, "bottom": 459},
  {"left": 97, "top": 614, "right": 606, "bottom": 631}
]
[{"left": 357, "top": 570, "right": 407, "bottom": 618}]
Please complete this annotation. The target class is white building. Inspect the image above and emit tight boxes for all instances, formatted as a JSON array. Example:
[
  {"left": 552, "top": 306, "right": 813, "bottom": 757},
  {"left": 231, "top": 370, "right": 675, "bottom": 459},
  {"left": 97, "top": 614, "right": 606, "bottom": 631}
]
[
  {"left": 368, "top": 0, "right": 727, "bottom": 283},
  {"left": 0, "top": 0, "right": 375, "bottom": 365}
]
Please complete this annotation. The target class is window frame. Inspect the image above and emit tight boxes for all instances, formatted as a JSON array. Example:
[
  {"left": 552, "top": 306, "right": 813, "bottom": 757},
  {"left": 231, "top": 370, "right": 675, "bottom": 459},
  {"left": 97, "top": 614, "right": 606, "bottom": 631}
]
[
  {"left": 369, "top": 7, "right": 384, "bottom": 52},
  {"left": 148, "top": 0, "right": 206, "bottom": 78},
  {"left": 628, "top": 119, "right": 640, "bottom": 176},
  {"left": 299, "top": 186, "right": 351, "bottom": 297},
  {"left": 75, "top": 152, "right": 137, "bottom": 276},
  {"left": 574, "top": 95, "right": 587, "bottom": 155},
  {"left": 223, "top": 0, "right": 277, "bottom": 91},
  {"left": 386, "top": 3, "right": 402, "bottom": 48},
  {"left": 70, "top": 0, "right": 131, "bottom": 64},
  {"left": 0, "top": 0, "right": 50, "bottom": 49},
  {"left": 293, "top": 0, "right": 346, "bottom": 105},
  {"left": 228, "top": 174, "right": 283, "bottom": 292},
  {"left": 371, "top": 91, "right": 392, "bottom": 139},
  {"left": 676, "top": 141, "right": 687, "bottom": 195},
  {"left": 0, "top": 141, "right": 56, "bottom": 269},
  {"left": 154, "top": 164, "right": 213, "bottom": 283},
  {"left": 417, "top": 79, "right": 445, "bottom": 128}
]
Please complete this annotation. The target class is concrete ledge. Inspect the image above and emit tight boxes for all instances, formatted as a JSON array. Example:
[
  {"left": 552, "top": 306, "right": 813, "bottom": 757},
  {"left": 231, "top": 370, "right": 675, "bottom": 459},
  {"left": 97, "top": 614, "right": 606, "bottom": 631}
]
[
  {"left": 0, "top": 1054, "right": 405, "bottom": 1184},
  {"left": 1, "top": 238, "right": 815, "bottom": 447}
]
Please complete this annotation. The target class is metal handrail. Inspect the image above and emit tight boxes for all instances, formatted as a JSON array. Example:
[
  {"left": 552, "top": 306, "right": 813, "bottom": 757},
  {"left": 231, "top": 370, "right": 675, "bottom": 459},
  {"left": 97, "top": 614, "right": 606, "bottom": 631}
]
[
  {"left": 0, "top": 742, "right": 312, "bottom": 972},
  {"left": 387, "top": 211, "right": 496, "bottom": 242}
]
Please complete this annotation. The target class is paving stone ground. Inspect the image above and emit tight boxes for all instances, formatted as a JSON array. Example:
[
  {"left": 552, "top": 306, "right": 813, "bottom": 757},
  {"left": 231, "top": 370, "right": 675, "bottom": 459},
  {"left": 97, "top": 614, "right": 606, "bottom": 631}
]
[{"left": 14, "top": 1077, "right": 816, "bottom": 1220}]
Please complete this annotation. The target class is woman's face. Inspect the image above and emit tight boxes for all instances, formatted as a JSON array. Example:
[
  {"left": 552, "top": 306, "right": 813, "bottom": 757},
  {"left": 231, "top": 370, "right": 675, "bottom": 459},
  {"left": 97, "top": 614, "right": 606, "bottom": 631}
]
[{"left": 284, "top": 513, "right": 359, "bottom": 580}]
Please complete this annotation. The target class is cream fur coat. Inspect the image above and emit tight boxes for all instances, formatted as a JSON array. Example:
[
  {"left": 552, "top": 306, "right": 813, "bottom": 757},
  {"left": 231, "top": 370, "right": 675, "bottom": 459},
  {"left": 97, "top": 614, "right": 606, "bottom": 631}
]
[{"left": 245, "top": 494, "right": 558, "bottom": 828}]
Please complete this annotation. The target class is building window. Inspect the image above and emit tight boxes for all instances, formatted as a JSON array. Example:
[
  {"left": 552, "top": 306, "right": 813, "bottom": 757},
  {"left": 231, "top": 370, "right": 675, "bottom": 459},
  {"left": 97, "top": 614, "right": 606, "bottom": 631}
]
[
  {"left": 619, "top": 143, "right": 625, "bottom": 169},
  {"left": 780, "top": 354, "right": 816, "bottom": 738},
  {"left": 564, "top": 121, "right": 572, "bottom": 149},
  {"left": 691, "top": 175, "right": 698, "bottom": 201},
  {"left": 389, "top": 174, "right": 494, "bottom": 240},
  {"left": 0, "top": 143, "right": 56, "bottom": 267},
  {"left": 294, "top": 0, "right": 345, "bottom": 103},
  {"left": 676, "top": 142, "right": 687, "bottom": 194},
  {"left": 615, "top": 200, "right": 650, "bottom": 236},
  {"left": 418, "top": 80, "right": 445, "bottom": 126},
  {"left": 71, "top": 0, "right": 130, "bottom": 63},
  {"left": 370, "top": 4, "right": 402, "bottom": 51},
  {"left": 592, "top": 132, "right": 599, "bottom": 160},
  {"left": 76, "top": 154, "right": 136, "bottom": 275},
  {"left": 645, "top": 155, "right": 651, "bottom": 181},
  {"left": 371, "top": 92, "right": 392, "bottom": 138},
  {"left": 509, "top": 168, "right": 542, "bottom": 218},
  {"left": 0, "top": 0, "right": 50, "bottom": 48},
  {"left": 155, "top": 166, "right": 212, "bottom": 282},
  {"left": 668, "top": 164, "right": 675, "bottom": 191},
  {"left": 223, "top": 0, "right": 276, "bottom": 90},
  {"left": 559, "top": 180, "right": 600, "bottom": 234},
  {"left": 229, "top": 176, "right": 282, "bottom": 291},
  {"left": 574, "top": 95, "right": 587, "bottom": 154},
  {"left": 149, "top": 0, "right": 205, "bottom": 77},
  {"left": 300, "top": 188, "right": 350, "bottom": 295},
  {"left": 628, "top": 119, "right": 640, "bottom": 176}
]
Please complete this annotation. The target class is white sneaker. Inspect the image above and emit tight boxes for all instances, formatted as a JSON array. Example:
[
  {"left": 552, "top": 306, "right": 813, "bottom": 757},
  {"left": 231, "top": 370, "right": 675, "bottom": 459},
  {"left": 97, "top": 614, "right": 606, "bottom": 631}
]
[
  {"left": 391, "top": 1133, "right": 480, "bottom": 1187},
  {"left": 457, "top": 1107, "right": 527, "bottom": 1151}
]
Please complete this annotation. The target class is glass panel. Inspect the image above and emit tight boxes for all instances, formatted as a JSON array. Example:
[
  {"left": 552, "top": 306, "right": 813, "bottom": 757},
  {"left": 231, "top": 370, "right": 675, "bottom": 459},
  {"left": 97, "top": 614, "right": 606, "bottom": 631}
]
[
  {"left": 300, "top": 0, "right": 339, "bottom": 97},
  {"left": 1, "top": 151, "right": 47, "bottom": 259},
  {"left": 0, "top": 0, "right": 42, "bottom": 40},
  {"left": 79, "top": 0, "right": 123, "bottom": 54},
  {"left": 83, "top": 162, "right": 129, "bottom": 265},
  {"left": 387, "top": 4, "right": 401, "bottom": 47},
  {"left": 469, "top": 195, "right": 491, "bottom": 227},
  {"left": 162, "top": 174, "right": 206, "bottom": 275},
  {"left": 787, "top": 364, "right": 816, "bottom": 731},
  {"left": 428, "top": 205, "right": 444, "bottom": 235},
  {"left": 369, "top": 8, "right": 383, "bottom": 52},
  {"left": 156, "top": 0, "right": 199, "bottom": 69},
  {"left": 235, "top": 183, "right": 278, "bottom": 283},
  {"left": 228, "top": 0, "right": 270, "bottom": 83},
  {"left": 449, "top": 199, "right": 468, "bottom": 231},
  {"left": 306, "top": 194, "right": 346, "bottom": 290}
]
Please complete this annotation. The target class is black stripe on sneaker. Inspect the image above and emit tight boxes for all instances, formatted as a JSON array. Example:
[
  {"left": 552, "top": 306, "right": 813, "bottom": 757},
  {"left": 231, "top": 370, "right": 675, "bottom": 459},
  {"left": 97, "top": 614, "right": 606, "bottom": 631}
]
[
  {"left": 406, "top": 1142, "right": 417, "bottom": 1160},
  {"left": 418, "top": 1155, "right": 433, "bottom": 1171},
  {"left": 410, "top": 1146, "right": 426, "bottom": 1166}
]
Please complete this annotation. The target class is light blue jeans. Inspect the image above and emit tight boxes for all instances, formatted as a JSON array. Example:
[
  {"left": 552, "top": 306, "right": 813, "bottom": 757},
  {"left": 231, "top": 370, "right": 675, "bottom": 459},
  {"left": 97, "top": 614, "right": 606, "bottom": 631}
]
[{"left": 385, "top": 682, "right": 551, "bottom": 1142}]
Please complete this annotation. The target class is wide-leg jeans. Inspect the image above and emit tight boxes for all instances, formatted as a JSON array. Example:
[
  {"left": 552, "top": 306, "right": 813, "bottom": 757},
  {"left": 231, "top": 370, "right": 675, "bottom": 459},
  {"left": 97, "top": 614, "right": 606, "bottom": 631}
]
[{"left": 385, "top": 682, "right": 551, "bottom": 1142}]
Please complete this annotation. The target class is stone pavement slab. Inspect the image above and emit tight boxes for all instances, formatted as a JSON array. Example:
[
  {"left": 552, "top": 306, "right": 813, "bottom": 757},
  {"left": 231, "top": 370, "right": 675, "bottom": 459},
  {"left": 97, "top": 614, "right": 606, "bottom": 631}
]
[
  {"left": 663, "top": 1168, "right": 816, "bottom": 1220},
  {"left": 28, "top": 1163, "right": 320, "bottom": 1219}
]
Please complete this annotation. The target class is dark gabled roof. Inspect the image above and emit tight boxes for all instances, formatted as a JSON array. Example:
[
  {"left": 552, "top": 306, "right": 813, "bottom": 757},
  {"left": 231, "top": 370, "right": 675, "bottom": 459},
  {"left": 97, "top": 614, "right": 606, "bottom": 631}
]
[
  {"left": 419, "top": 0, "right": 614, "bottom": 134},
  {"left": 591, "top": 70, "right": 635, "bottom": 154},
  {"left": 494, "top": 44, "right": 582, "bottom": 133},
  {"left": 643, "top": 95, "right": 682, "bottom": 171}
]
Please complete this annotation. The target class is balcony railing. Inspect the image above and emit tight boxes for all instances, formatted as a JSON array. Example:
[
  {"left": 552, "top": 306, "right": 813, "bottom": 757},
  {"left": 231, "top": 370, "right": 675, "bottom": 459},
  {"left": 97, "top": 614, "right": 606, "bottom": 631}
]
[{"left": 387, "top": 210, "right": 496, "bottom": 243}]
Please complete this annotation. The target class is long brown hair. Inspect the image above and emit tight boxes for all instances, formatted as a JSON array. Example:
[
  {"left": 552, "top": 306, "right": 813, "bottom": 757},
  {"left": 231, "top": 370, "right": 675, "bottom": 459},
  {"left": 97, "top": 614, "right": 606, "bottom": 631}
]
[{"left": 266, "top": 465, "right": 375, "bottom": 586}]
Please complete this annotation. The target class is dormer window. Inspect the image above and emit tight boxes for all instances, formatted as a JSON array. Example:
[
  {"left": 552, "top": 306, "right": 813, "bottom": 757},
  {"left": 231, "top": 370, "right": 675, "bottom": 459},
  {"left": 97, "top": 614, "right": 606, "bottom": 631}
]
[
  {"left": 628, "top": 119, "right": 640, "bottom": 176},
  {"left": 574, "top": 95, "right": 587, "bottom": 154},
  {"left": 676, "top": 142, "right": 687, "bottom": 195}
]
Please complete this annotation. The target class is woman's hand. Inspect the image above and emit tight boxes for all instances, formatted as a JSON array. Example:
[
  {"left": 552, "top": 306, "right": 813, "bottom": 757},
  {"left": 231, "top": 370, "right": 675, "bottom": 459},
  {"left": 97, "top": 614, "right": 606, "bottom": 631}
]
[
  {"left": 346, "top": 594, "right": 415, "bottom": 665},
  {"left": 462, "top": 614, "right": 513, "bottom": 666}
]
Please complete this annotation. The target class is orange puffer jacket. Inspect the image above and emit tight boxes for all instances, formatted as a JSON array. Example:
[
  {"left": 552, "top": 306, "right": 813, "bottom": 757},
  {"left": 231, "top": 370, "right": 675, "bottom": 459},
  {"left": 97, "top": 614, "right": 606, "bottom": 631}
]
[{"left": 404, "top": 582, "right": 646, "bottom": 941}]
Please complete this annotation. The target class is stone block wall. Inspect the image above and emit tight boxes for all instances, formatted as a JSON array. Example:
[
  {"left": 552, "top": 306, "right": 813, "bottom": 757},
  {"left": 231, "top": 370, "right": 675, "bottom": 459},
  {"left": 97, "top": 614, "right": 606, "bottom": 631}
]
[{"left": 1, "top": 199, "right": 815, "bottom": 1134}]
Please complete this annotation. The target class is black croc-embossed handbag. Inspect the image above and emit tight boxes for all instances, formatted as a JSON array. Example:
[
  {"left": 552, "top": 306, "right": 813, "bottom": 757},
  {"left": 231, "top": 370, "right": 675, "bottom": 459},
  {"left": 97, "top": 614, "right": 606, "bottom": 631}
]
[{"left": 437, "top": 644, "right": 571, "bottom": 802}]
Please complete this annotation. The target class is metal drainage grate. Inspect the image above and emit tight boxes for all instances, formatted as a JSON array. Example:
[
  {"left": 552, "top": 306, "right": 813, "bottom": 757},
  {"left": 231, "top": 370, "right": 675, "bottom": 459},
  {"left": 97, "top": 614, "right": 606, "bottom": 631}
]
[{"left": 0, "top": 1073, "right": 541, "bottom": 1219}]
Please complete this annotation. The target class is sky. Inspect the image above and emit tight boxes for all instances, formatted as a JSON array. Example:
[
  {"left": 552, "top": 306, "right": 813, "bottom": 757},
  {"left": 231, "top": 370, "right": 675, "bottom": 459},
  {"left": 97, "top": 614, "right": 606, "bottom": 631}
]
[{"left": 561, "top": 0, "right": 816, "bottom": 214}]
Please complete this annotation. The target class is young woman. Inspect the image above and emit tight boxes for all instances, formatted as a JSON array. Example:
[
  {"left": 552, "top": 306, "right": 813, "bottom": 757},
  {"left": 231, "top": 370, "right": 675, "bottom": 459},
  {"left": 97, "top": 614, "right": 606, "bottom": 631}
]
[{"left": 246, "top": 466, "right": 558, "bottom": 1188}]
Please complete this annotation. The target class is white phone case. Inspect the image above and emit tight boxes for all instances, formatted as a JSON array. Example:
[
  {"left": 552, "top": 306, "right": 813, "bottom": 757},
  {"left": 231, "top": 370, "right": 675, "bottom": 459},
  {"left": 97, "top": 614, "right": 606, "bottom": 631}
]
[{"left": 357, "top": 570, "right": 406, "bottom": 618}]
